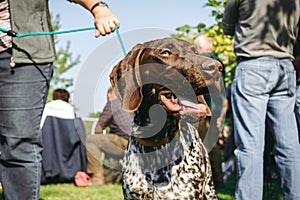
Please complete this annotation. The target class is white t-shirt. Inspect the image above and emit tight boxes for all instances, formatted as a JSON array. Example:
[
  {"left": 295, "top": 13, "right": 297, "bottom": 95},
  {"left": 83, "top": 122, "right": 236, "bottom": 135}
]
[{"left": 40, "top": 100, "right": 75, "bottom": 128}]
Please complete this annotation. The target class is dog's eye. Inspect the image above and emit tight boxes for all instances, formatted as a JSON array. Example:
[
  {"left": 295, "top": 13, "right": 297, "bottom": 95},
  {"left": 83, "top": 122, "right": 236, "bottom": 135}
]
[{"left": 160, "top": 50, "right": 171, "bottom": 56}]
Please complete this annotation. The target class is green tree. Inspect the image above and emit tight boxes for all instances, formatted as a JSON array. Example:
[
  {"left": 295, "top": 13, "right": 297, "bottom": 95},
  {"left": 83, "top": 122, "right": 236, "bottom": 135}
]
[
  {"left": 172, "top": 0, "right": 235, "bottom": 86},
  {"left": 88, "top": 111, "right": 101, "bottom": 118},
  {"left": 47, "top": 14, "right": 80, "bottom": 102}
]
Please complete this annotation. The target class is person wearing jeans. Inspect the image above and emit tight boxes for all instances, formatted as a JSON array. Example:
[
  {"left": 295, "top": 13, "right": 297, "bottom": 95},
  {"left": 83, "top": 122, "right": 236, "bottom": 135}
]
[
  {"left": 222, "top": 0, "right": 300, "bottom": 199},
  {"left": 293, "top": 23, "right": 300, "bottom": 138},
  {"left": 0, "top": 1, "right": 119, "bottom": 199},
  {"left": 0, "top": 52, "right": 53, "bottom": 200}
]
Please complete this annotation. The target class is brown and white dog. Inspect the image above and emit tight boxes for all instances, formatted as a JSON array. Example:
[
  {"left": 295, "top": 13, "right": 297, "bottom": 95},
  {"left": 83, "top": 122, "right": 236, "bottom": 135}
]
[{"left": 110, "top": 38, "right": 222, "bottom": 199}]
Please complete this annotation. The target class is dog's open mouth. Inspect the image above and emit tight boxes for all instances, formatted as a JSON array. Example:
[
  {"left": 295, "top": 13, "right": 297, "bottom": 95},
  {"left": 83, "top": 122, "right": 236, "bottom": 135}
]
[
  {"left": 130, "top": 87, "right": 206, "bottom": 144},
  {"left": 158, "top": 91, "right": 200, "bottom": 112}
]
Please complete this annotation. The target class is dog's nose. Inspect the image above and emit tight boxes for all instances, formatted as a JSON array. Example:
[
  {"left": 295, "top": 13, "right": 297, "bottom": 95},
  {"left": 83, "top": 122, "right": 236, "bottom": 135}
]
[
  {"left": 213, "top": 60, "right": 223, "bottom": 73},
  {"left": 218, "top": 64, "right": 223, "bottom": 73},
  {"left": 200, "top": 59, "right": 222, "bottom": 75},
  {"left": 200, "top": 60, "right": 216, "bottom": 71}
]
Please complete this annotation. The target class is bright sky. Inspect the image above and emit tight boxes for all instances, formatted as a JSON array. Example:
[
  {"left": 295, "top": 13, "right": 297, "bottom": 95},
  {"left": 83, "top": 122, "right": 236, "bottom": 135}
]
[{"left": 49, "top": 0, "right": 214, "bottom": 117}]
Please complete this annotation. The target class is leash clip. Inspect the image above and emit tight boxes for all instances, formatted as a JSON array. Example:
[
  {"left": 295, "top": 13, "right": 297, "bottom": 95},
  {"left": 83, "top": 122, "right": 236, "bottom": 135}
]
[{"left": 7, "top": 30, "right": 17, "bottom": 37}]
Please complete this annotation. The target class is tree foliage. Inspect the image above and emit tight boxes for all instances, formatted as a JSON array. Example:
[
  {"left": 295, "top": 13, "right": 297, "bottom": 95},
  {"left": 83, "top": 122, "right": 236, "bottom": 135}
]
[
  {"left": 47, "top": 14, "right": 80, "bottom": 102},
  {"left": 172, "top": 0, "right": 235, "bottom": 86},
  {"left": 88, "top": 111, "right": 101, "bottom": 118}
]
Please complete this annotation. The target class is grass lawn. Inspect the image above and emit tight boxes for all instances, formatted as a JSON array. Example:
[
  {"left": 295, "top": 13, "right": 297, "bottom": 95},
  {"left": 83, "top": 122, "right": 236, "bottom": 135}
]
[
  {"left": 0, "top": 174, "right": 283, "bottom": 199},
  {"left": 37, "top": 174, "right": 282, "bottom": 200},
  {"left": 39, "top": 183, "right": 123, "bottom": 200},
  {"left": 216, "top": 174, "right": 283, "bottom": 200}
]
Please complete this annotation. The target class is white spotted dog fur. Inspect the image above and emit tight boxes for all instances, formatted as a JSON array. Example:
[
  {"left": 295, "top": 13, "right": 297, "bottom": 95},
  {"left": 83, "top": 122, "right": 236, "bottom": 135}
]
[
  {"left": 110, "top": 38, "right": 223, "bottom": 199},
  {"left": 122, "top": 121, "right": 217, "bottom": 199}
]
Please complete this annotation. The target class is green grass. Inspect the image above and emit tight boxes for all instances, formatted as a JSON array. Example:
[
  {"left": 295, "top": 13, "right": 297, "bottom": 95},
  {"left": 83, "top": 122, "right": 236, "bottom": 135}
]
[
  {"left": 39, "top": 183, "right": 123, "bottom": 200},
  {"left": 0, "top": 174, "right": 283, "bottom": 200},
  {"left": 216, "top": 175, "right": 236, "bottom": 200},
  {"left": 216, "top": 174, "right": 283, "bottom": 200}
]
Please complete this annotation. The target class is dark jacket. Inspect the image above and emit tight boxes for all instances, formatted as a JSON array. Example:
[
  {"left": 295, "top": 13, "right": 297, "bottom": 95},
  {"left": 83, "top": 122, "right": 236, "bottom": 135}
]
[{"left": 41, "top": 116, "right": 87, "bottom": 184}]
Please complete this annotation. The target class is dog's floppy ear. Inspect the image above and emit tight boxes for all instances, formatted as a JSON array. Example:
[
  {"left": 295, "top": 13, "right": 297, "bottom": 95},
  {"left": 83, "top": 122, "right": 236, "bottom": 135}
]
[{"left": 110, "top": 44, "right": 145, "bottom": 112}]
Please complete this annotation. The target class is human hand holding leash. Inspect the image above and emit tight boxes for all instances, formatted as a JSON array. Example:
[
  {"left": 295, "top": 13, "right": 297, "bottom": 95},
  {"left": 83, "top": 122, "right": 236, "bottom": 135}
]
[
  {"left": 91, "top": 4, "right": 120, "bottom": 37},
  {"left": 70, "top": 0, "right": 120, "bottom": 37}
]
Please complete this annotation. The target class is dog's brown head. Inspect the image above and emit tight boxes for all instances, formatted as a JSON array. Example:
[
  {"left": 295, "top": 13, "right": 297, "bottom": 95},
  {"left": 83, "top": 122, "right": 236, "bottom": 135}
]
[
  {"left": 110, "top": 37, "right": 222, "bottom": 113},
  {"left": 109, "top": 38, "right": 223, "bottom": 142}
]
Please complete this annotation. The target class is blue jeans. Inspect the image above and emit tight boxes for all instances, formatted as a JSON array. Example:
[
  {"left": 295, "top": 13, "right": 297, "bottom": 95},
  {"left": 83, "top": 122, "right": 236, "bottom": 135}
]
[
  {"left": 295, "top": 85, "right": 300, "bottom": 132},
  {"left": 231, "top": 57, "right": 300, "bottom": 200},
  {"left": 0, "top": 50, "right": 52, "bottom": 200}
]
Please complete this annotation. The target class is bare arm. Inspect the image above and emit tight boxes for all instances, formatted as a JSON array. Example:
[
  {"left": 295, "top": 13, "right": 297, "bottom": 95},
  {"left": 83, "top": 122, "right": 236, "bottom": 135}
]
[
  {"left": 216, "top": 98, "right": 229, "bottom": 129},
  {"left": 68, "top": 0, "right": 120, "bottom": 37},
  {"left": 94, "top": 124, "right": 104, "bottom": 134}
]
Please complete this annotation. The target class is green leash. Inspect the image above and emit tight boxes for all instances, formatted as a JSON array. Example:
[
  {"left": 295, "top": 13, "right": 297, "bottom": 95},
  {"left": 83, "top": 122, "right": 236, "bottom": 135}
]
[{"left": 0, "top": 26, "right": 127, "bottom": 56}]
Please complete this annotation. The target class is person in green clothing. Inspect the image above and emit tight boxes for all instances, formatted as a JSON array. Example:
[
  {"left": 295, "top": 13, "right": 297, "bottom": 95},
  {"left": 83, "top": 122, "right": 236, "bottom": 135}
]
[
  {"left": 0, "top": 1, "right": 119, "bottom": 199},
  {"left": 194, "top": 34, "right": 225, "bottom": 189}
]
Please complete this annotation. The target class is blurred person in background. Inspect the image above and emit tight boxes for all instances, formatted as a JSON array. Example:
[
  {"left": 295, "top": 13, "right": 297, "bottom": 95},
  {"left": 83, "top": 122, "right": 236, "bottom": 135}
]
[{"left": 223, "top": 0, "right": 300, "bottom": 199}]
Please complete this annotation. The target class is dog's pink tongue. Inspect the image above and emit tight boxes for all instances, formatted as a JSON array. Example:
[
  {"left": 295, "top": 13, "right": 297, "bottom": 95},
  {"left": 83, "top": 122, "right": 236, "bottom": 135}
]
[
  {"left": 178, "top": 96, "right": 207, "bottom": 118},
  {"left": 178, "top": 97, "right": 199, "bottom": 109}
]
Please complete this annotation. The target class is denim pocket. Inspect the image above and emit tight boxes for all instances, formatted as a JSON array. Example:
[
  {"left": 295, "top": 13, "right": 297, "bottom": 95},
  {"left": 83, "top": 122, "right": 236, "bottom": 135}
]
[{"left": 237, "top": 63, "right": 271, "bottom": 96}]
